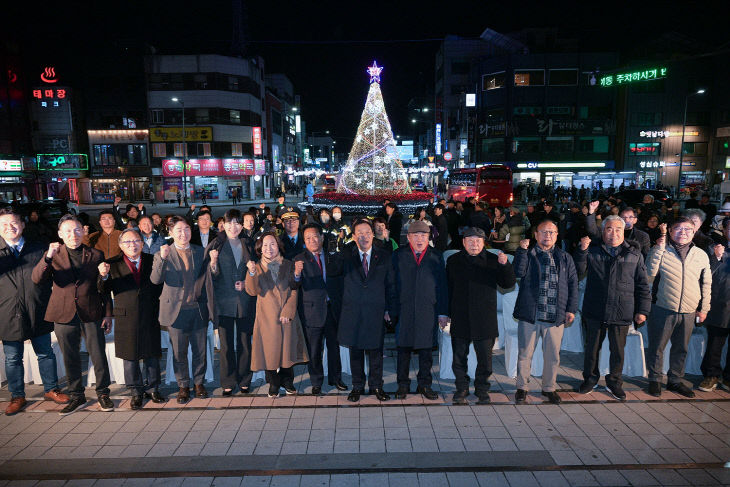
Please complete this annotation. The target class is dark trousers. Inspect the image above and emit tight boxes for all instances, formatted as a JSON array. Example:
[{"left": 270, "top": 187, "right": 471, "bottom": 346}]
[
  {"left": 265, "top": 367, "right": 294, "bottom": 389},
  {"left": 396, "top": 347, "right": 433, "bottom": 388},
  {"left": 303, "top": 306, "right": 342, "bottom": 387},
  {"left": 646, "top": 305, "right": 695, "bottom": 384},
  {"left": 350, "top": 347, "right": 384, "bottom": 390},
  {"left": 583, "top": 319, "right": 628, "bottom": 387},
  {"left": 218, "top": 316, "right": 254, "bottom": 390},
  {"left": 168, "top": 309, "right": 207, "bottom": 388},
  {"left": 54, "top": 321, "right": 111, "bottom": 398},
  {"left": 701, "top": 325, "right": 730, "bottom": 380},
  {"left": 451, "top": 336, "right": 494, "bottom": 393},
  {"left": 123, "top": 357, "right": 160, "bottom": 395}
]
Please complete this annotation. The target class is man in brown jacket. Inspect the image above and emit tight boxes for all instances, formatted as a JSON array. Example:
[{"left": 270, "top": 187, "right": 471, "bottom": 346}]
[
  {"left": 32, "top": 214, "right": 114, "bottom": 415},
  {"left": 84, "top": 209, "right": 122, "bottom": 259}
]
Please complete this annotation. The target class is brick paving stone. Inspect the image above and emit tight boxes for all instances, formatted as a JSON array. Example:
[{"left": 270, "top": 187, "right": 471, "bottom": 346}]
[{"left": 445, "top": 472, "right": 479, "bottom": 486}]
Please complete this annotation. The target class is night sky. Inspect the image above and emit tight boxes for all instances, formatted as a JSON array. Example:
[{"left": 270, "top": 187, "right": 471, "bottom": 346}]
[{"left": 7, "top": 0, "right": 727, "bottom": 146}]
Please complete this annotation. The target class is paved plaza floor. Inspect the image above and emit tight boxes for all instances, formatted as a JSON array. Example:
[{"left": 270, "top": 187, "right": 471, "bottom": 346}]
[{"left": 2, "top": 339, "right": 730, "bottom": 486}]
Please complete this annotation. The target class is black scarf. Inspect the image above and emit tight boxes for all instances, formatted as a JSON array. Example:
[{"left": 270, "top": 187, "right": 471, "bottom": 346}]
[{"left": 671, "top": 240, "right": 692, "bottom": 261}]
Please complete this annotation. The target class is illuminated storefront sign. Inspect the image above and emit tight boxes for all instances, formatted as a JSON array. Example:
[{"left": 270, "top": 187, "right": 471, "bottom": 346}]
[
  {"left": 639, "top": 130, "right": 698, "bottom": 138},
  {"left": 162, "top": 158, "right": 266, "bottom": 177},
  {"left": 639, "top": 161, "right": 666, "bottom": 168},
  {"left": 517, "top": 162, "right": 608, "bottom": 169},
  {"left": 630, "top": 142, "right": 659, "bottom": 154},
  {"left": 37, "top": 154, "right": 88, "bottom": 171},
  {"left": 0, "top": 160, "right": 22, "bottom": 171},
  {"left": 600, "top": 67, "right": 667, "bottom": 87},
  {"left": 149, "top": 127, "right": 212, "bottom": 142},
  {"left": 252, "top": 127, "right": 262, "bottom": 155},
  {"left": 40, "top": 66, "right": 58, "bottom": 84},
  {"left": 435, "top": 124, "right": 442, "bottom": 155}
]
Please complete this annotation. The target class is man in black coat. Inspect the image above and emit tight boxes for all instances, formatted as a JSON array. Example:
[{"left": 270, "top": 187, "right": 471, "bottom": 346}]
[
  {"left": 432, "top": 204, "right": 449, "bottom": 252},
  {"left": 446, "top": 227, "right": 515, "bottom": 404},
  {"left": 585, "top": 202, "right": 650, "bottom": 257},
  {"left": 292, "top": 224, "right": 347, "bottom": 395},
  {"left": 280, "top": 208, "right": 304, "bottom": 259},
  {"left": 573, "top": 215, "right": 651, "bottom": 401},
  {"left": 99, "top": 229, "right": 165, "bottom": 409},
  {"left": 0, "top": 208, "right": 70, "bottom": 415},
  {"left": 392, "top": 221, "right": 448, "bottom": 400},
  {"left": 190, "top": 210, "right": 217, "bottom": 248},
  {"left": 337, "top": 219, "right": 398, "bottom": 402},
  {"left": 385, "top": 203, "right": 403, "bottom": 246}
]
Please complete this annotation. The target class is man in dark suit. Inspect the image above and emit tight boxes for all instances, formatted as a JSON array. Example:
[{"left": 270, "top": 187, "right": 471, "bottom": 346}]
[
  {"left": 190, "top": 210, "right": 217, "bottom": 248},
  {"left": 392, "top": 221, "right": 448, "bottom": 401},
  {"left": 99, "top": 229, "right": 165, "bottom": 409},
  {"left": 337, "top": 219, "right": 398, "bottom": 402},
  {"left": 385, "top": 203, "right": 403, "bottom": 246},
  {"left": 32, "top": 214, "right": 113, "bottom": 415},
  {"left": 151, "top": 216, "right": 211, "bottom": 403},
  {"left": 586, "top": 203, "right": 650, "bottom": 257},
  {"left": 280, "top": 208, "right": 304, "bottom": 259},
  {"left": 292, "top": 224, "right": 347, "bottom": 395},
  {"left": 432, "top": 204, "right": 449, "bottom": 252},
  {"left": 0, "top": 207, "right": 70, "bottom": 416}
]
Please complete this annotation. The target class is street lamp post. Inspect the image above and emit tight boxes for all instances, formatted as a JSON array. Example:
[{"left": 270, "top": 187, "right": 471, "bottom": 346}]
[
  {"left": 171, "top": 97, "right": 189, "bottom": 207},
  {"left": 677, "top": 89, "right": 706, "bottom": 199}
]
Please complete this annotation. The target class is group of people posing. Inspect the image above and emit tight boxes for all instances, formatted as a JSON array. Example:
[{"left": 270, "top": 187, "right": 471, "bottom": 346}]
[{"left": 2, "top": 190, "right": 730, "bottom": 417}]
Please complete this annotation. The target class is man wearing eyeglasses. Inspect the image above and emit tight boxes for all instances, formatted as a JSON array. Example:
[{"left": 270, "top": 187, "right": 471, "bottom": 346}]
[
  {"left": 645, "top": 217, "right": 712, "bottom": 397},
  {"left": 99, "top": 229, "right": 165, "bottom": 409},
  {"left": 513, "top": 218, "right": 579, "bottom": 405}
]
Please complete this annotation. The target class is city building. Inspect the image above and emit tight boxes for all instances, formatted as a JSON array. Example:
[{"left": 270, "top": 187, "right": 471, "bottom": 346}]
[{"left": 264, "top": 73, "right": 299, "bottom": 191}]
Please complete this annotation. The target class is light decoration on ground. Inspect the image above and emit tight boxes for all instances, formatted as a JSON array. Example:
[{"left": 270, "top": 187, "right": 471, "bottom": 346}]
[{"left": 336, "top": 61, "right": 411, "bottom": 196}]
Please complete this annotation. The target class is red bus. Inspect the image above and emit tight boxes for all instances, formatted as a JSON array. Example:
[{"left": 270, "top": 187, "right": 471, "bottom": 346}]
[
  {"left": 447, "top": 164, "right": 513, "bottom": 206},
  {"left": 321, "top": 174, "right": 337, "bottom": 192}
]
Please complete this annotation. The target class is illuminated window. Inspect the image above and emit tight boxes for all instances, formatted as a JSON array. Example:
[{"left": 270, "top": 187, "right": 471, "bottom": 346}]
[
  {"left": 513, "top": 137, "right": 541, "bottom": 153},
  {"left": 482, "top": 72, "right": 505, "bottom": 91},
  {"left": 174, "top": 143, "right": 187, "bottom": 157},
  {"left": 514, "top": 70, "right": 544, "bottom": 86},
  {"left": 683, "top": 142, "right": 707, "bottom": 155},
  {"left": 197, "top": 143, "right": 211, "bottom": 157},
  {"left": 577, "top": 136, "right": 609, "bottom": 153},
  {"left": 151, "top": 110, "right": 164, "bottom": 124},
  {"left": 195, "top": 108, "right": 209, "bottom": 123},
  {"left": 543, "top": 137, "right": 574, "bottom": 153},
  {"left": 231, "top": 143, "right": 242, "bottom": 157},
  {"left": 230, "top": 110, "right": 241, "bottom": 124},
  {"left": 481, "top": 138, "right": 505, "bottom": 155},
  {"left": 152, "top": 143, "right": 166, "bottom": 158}
]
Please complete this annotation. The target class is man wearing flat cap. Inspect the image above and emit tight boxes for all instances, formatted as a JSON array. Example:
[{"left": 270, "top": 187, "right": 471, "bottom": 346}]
[
  {"left": 392, "top": 221, "right": 448, "bottom": 400},
  {"left": 280, "top": 207, "right": 304, "bottom": 259},
  {"left": 446, "top": 227, "right": 516, "bottom": 404}
]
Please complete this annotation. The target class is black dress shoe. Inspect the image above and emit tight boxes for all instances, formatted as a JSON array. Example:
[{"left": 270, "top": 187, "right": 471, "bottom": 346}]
[
  {"left": 130, "top": 395, "right": 143, "bottom": 410},
  {"left": 542, "top": 391, "right": 562, "bottom": 404},
  {"left": 475, "top": 391, "right": 490, "bottom": 405},
  {"left": 59, "top": 396, "right": 87, "bottom": 416},
  {"left": 667, "top": 382, "right": 695, "bottom": 398},
  {"left": 515, "top": 389, "right": 528, "bottom": 404},
  {"left": 144, "top": 391, "right": 166, "bottom": 403},
  {"left": 221, "top": 389, "right": 233, "bottom": 397},
  {"left": 347, "top": 389, "right": 363, "bottom": 402},
  {"left": 329, "top": 379, "right": 348, "bottom": 391},
  {"left": 647, "top": 381, "right": 662, "bottom": 397},
  {"left": 283, "top": 384, "right": 297, "bottom": 395},
  {"left": 395, "top": 385, "right": 408, "bottom": 400},
  {"left": 177, "top": 388, "right": 190, "bottom": 404},
  {"left": 240, "top": 386, "right": 250, "bottom": 395},
  {"left": 312, "top": 386, "right": 322, "bottom": 395},
  {"left": 452, "top": 389, "right": 468, "bottom": 405},
  {"left": 194, "top": 384, "right": 208, "bottom": 399},
  {"left": 98, "top": 394, "right": 114, "bottom": 412},
  {"left": 417, "top": 386, "right": 439, "bottom": 401},
  {"left": 370, "top": 388, "right": 389, "bottom": 401}
]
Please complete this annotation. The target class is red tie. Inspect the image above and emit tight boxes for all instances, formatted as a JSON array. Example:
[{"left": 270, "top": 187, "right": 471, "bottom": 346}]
[
  {"left": 362, "top": 253, "right": 369, "bottom": 276},
  {"left": 314, "top": 253, "right": 322, "bottom": 272}
]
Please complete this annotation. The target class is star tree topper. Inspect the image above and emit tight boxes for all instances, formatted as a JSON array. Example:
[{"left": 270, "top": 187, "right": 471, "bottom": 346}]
[{"left": 367, "top": 61, "right": 383, "bottom": 84}]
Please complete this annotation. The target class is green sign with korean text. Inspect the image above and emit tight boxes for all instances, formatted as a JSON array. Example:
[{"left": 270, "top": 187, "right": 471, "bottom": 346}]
[{"left": 599, "top": 67, "right": 667, "bottom": 87}]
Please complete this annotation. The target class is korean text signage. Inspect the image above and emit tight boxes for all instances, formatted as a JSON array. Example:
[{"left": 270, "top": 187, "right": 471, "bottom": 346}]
[
  {"left": 149, "top": 127, "right": 212, "bottom": 142},
  {"left": 37, "top": 154, "right": 88, "bottom": 171},
  {"left": 162, "top": 158, "right": 266, "bottom": 177},
  {"left": 252, "top": 127, "right": 262, "bottom": 155},
  {"left": 599, "top": 67, "right": 667, "bottom": 87},
  {"left": 435, "top": 124, "right": 442, "bottom": 155},
  {"left": 0, "top": 160, "right": 22, "bottom": 171},
  {"left": 639, "top": 130, "right": 698, "bottom": 138}
]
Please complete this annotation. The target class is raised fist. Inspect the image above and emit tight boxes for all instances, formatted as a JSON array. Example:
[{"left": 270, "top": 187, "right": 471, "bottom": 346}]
[
  {"left": 208, "top": 249, "right": 219, "bottom": 265},
  {"left": 656, "top": 234, "right": 666, "bottom": 249},
  {"left": 579, "top": 236, "right": 591, "bottom": 251},
  {"left": 137, "top": 203, "right": 144, "bottom": 211},
  {"left": 588, "top": 200, "right": 600, "bottom": 215},
  {"left": 246, "top": 260, "right": 256, "bottom": 274},
  {"left": 294, "top": 260, "right": 304, "bottom": 276},
  {"left": 46, "top": 242, "right": 61, "bottom": 259},
  {"left": 259, "top": 203, "right": 266, "bottom": 209},
  {"left": 114, "top": 195, "right": 122, "bottom": 206},
  {"left": 658, "top": 223, "right": 667, "bottom": 235},
  {"left": 714, "top": 244, "right": 725, "bottom": 260},
  {"left": 98, "top": 262, "right": 110, "bottom": 277},
  {"left": 190, "top": 204, "right": 196, "bottom": 211},
  {"left": 83, "top": 225, "right": 90, "bottom": 236},
  {"left": 497, "top": 251, "right": 508, "bottom": 265},
  {"left": 159, "top": 244, "right": 170, "bottom": 260},
  {"left": 519, "top": 239, "right": 530, "bottom": 250}
]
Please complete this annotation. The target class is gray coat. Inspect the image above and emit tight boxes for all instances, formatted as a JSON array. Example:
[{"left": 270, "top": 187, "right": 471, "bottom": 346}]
[{"left": 151, "top": 244, "right": 210, "bottom": 328}]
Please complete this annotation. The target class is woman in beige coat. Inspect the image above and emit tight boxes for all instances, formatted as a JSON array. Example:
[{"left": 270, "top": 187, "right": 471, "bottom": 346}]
[{"left": 245, "top": 232, "right": 308, "bottom": 397}]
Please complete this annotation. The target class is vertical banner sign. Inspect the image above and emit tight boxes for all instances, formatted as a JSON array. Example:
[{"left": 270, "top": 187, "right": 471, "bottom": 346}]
[
  {"left": 435, "top": 123, "right": 442, "bottom": 155},
  {"left": 252, "top": 127, "right": 262, "bottom": 155}
]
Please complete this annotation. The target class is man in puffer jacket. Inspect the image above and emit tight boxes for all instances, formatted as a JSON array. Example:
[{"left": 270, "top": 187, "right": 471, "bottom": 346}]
[{"left": 645, "top": 217, "right": 712, "bottom": 398}]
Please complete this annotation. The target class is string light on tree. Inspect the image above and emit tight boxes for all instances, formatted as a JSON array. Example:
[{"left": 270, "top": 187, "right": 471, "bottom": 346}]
[{"left": 337, "top": 61, "right": 411, "bottom": 196}]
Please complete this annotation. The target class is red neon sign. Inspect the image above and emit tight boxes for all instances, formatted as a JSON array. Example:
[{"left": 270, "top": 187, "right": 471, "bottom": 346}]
[
  {"left": 252, "top": 127, "right": 262, "bottom": 155},
  {"left": 40, "top": 66, "right": 58, "bottom": 84},
  {"left": 32, "top": 89, "right": 66, "bottom": 100}
]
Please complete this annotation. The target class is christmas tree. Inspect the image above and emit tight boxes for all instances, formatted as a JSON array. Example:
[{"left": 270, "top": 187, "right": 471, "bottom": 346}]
[{"left": 337, "top": 61, "right": 411, "bottom": 195}]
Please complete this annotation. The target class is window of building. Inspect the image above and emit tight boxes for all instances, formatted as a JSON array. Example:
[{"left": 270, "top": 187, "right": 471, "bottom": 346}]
[
  {"left": 513, "top": 107, "right": 543, "bottom": 117},
  {"left": 543, "top": 136, "right": 573, "bottom": 153},
  {"left": 230, "top": 110, "right": 241, "bottom": 124},
  {"left": 482, "top": 72, "right": 505, "bottom": 91},
  {"left": 481, "top": 138, "right": 505, "bottom": 155},
  {"left": 197, "top": 143, "right": 211, "bottom": 157},
  {"left": 578, "top": 106, "right": 611, "bottom": 119},
  {"left": 546, "top": 106, "right": 573, "bottom": 116},
  {"left": 195, "top": 108, "right": 209, "bottom": 123},
  {"left": 451, "top": 62, "right": 470, "bottom": 75},
  {"left": 93, "top": 144, "right": 148, "bottom": 166},
  {"left": 513, "top": 137, "right": 540, "bottom": 153},
  {"left": 682, "top": 142, "right": 707, "bottom": 155},
  {"left": 582, "top": 72, "right": 599, "bottom": 86},
  {"left": 228, "top": 76, "right": 239, "bottom": 91},
  {"left": 152, "top": 143, "right": 166, "bottom": 158},
  {"left": 687, "top": 111, "right": 710, "bottom": 125},
  {"left": 632, "top": 112, "right": 662, "bottom": 127},
  {"left": 174, "top": 143, "right": 187, "bottom": 157},
  {"left": 271, "top": 110, "right": 283, "bottom": 135},
  {"left": 151, "top": 110, "right": 164, "bottom": 124},
  {"left": 231, "top": 143, "right": 243, "bottom": 157},
  {"left": 549, "top": 69, "right": 578, "bottom": 86},
  {"left": 450, "top": 85, "right": 470, "bottom": 95},
  {"left": 194, "top": 74, "right": 208, "bottom": 89},
  {"left": 514, "top": 70, "right": 545, "bottom": 86},
  {"left": 577, "top": 136, "right": 609, "bottom": 153}
]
